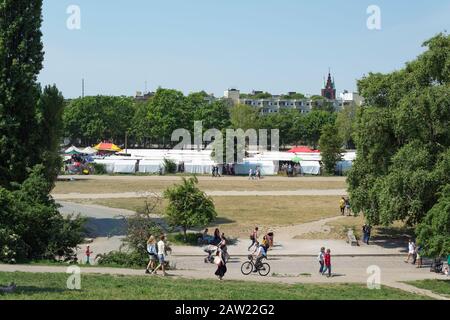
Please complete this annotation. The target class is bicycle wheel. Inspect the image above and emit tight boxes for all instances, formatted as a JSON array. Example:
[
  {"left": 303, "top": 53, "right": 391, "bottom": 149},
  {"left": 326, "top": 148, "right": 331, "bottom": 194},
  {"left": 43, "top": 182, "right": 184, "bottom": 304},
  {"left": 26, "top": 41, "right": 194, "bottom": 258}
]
[
  {"left": 241, "top": 261, "right": 254, "bottom": 275},
  {"left": 258, "top": 263, "right": 271, "bottom": 277}
]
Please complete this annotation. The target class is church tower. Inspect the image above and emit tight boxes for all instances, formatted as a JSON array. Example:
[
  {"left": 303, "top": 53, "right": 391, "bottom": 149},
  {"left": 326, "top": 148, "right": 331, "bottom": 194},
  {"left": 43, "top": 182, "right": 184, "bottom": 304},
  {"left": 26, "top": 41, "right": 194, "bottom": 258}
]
[{"left": 321, "top": 71, "right": 336, "bottom": 100}]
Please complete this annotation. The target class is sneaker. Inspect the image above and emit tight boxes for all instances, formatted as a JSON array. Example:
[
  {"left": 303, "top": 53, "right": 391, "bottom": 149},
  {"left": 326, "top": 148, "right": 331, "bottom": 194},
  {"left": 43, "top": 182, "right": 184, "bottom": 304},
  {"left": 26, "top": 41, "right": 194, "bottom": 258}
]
[{"left": 145, "top": 269, "right": 150, "bottom": 274}]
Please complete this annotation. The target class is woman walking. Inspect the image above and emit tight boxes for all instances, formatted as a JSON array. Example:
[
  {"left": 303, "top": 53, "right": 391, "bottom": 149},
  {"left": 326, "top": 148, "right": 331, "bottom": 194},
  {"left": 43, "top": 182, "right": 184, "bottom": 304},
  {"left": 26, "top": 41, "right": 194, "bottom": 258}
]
[
  {"left": 214, "top": 250, "right": 227, "bottom": 281},
  {"left": 145, "top": 236, "right": 157, "bottom": 274}
]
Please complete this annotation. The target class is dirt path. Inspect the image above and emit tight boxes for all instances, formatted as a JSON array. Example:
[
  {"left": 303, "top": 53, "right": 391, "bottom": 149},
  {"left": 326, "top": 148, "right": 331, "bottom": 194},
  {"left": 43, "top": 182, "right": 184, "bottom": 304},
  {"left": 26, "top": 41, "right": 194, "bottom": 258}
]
[{"left": 52, "top": 189, "right": 347, "bottom": 200}]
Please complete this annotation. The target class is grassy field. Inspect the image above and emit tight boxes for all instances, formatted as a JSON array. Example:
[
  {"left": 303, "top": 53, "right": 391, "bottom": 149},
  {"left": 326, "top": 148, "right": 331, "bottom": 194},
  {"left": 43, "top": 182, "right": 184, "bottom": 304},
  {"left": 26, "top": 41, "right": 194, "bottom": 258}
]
[
  {"left": 75, "top": 196, "right": 341, "bottom": 237},
  {"left": 295, "top": 215, "right": 414, "bottom": 241},
  {"left": 0, "top": 272, "right": 430, "bottom": 300},
  {"left": 53, "top": 177, "right": 347, "bottom": 194},
  {"left": 406, "top": 279, "right": 450, "bottom": 298}
]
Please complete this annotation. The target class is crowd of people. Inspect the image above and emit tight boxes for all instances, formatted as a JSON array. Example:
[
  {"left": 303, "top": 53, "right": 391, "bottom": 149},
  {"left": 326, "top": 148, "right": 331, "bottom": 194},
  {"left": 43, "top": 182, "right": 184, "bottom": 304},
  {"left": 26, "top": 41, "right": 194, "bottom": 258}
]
[{"left": 248, "top": 168, "right": 262, "bottom": 180}]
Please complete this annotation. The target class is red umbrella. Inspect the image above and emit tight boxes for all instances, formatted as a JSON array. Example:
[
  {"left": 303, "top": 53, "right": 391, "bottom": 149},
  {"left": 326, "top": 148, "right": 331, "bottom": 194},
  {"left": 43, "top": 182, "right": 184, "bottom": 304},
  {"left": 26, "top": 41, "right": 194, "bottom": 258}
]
[{"left": 288, "top": 146, "right": 320, "bottom": 153}]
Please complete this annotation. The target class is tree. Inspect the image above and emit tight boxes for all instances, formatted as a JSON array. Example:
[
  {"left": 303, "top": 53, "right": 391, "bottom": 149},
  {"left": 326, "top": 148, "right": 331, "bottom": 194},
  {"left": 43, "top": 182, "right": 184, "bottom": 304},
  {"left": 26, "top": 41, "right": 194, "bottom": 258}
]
[
  {"left": 348, "top": 33, "right": 450, "bottom": 230},
  {"left": 335, "top": 104, "right": 357, "bottom": 149},
  {"left": 0, "top": 1, "right": 85, "bottom": 263},
  {"left": 416, "top": 185, "right": 450, "bottom": 258},
  {"left": 163, "top": 177, "right": 217, "bottom": 242},
  {"left": 0, "top": 166, "right": 85, "bottom": 262},
  {"left": 230, "top": 104, "right": 260, "bottom": 131},
  {"left": 303, "top": 110, "right": 337, "bottom": 149},
  {"left": 36, "top": 85, "right": 65, "bottom": 186},
  {"left": 64, "top": 96, "right": 135, "bottom": 146},
  {"left": 0, "top": 0, "right": 44, "bottom": 188},
  {"left": 319, "top": 124, "right": 343, "bottom": 175}
]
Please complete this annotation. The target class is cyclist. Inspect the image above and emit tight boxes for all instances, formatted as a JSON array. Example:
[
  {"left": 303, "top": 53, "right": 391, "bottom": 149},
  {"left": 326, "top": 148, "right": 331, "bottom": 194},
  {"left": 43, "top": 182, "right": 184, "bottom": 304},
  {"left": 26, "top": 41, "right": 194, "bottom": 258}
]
[{"left": 253, "top": 243, "right": 267, "bottom": 272}]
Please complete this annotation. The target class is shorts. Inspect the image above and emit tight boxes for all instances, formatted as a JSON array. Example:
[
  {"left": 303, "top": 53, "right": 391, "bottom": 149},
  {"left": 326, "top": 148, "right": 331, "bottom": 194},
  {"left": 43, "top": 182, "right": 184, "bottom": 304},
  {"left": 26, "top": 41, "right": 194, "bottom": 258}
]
[
  {"left": 149, "top": 254, "right": 157, "bottom": 261},
  {"left": 158, "top": 254, "right": 165, "bottom": 264}
]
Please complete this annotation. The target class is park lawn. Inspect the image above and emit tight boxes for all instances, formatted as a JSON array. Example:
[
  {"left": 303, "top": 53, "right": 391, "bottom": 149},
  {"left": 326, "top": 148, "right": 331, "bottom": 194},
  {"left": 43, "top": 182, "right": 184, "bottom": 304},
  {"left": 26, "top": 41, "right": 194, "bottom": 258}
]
[
  {"left": 295, "top": 216, "right": 414, "bottom": 241},
  {"left": 53, "top": 176, "right": 347, "bottom": 194},
  {"left": 406, "top": 279, "right": 450, "bottom": 298},
  {"left": 0, "top": 272, "right": 430, "bottom": 300},
  {"left": 73, "top": 196, "right": 341, "bottom": 237}
]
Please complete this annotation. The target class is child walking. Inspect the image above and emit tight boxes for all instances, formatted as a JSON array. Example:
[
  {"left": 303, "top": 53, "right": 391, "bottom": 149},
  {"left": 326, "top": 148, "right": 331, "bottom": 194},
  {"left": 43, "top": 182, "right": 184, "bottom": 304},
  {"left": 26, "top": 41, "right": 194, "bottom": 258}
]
[{"left": 322, "top": 249, "right": 332, "bottom": 278}]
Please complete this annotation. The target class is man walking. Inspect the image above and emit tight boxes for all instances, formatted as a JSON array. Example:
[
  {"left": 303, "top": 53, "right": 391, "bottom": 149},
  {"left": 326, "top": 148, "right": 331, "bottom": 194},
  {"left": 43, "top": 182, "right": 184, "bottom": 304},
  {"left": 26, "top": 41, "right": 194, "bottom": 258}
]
[
  {"left": 317, "top": 247, "right": 325, "bottom": 274},
  {"left": 248, "top": 227, "right": 259, "bottom": 251},
  {"left": 322, "top": 249, "right": 332, "bottom": 278}
]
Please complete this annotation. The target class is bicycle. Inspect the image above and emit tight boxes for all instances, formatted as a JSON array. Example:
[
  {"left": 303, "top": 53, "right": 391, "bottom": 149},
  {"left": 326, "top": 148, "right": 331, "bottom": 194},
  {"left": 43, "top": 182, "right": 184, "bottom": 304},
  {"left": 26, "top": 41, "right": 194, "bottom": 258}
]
[{"left": 241, "top": 255, "right": 271, "bottom": 277}]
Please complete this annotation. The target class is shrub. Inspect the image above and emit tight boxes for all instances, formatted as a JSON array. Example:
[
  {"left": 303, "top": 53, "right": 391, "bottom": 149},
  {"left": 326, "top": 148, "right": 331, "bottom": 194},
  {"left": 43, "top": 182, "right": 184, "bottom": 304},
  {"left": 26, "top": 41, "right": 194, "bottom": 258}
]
[
  {"left": 163, "top": 158, "right": 177, "bottom": 174},
  {"left": 92, "top": 163, "right": 107, "bottom": 175},
  {"left": 96, "top": 250, "right": 147, "bottom": 268}
]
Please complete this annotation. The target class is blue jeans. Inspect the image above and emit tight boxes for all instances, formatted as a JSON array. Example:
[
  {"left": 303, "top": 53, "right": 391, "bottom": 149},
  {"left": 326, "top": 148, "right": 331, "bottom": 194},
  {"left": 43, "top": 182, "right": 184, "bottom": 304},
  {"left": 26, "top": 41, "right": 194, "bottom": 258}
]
[
  {"left": 319, "top": 261, "right": 324, "bottom": 274},
  {"left": 322, "top": 265, "right": 332, "bottom": 277}
]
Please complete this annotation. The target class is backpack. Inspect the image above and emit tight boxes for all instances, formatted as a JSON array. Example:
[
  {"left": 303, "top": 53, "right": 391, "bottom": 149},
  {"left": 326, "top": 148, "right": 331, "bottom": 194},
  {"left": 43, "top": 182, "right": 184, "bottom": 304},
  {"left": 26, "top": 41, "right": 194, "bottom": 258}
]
[{"left": 147, "top": 244, "right": 157, "bottom": 256}]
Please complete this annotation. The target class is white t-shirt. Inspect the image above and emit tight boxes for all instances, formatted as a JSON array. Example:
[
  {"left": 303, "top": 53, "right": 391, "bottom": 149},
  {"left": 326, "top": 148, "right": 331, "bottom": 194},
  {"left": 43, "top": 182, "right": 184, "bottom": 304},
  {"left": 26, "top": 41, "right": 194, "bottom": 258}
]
[
  {"left": 408, "top": 242, "right": 415, "bottom": 254},
  {"left": 158, "top": 240, "right": 165, "bottom": 256}
]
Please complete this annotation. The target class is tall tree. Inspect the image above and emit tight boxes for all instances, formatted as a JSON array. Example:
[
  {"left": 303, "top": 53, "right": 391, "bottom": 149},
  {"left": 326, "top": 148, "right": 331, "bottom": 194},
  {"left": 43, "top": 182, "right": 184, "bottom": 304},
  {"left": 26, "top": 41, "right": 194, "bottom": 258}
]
[
  {"left": 0, "top": 0, "right": 44, "bottom": 188},
  {"left": 319, "top": 123, "right": 343, "bottom": 175},
  {"left": 348, "top": 33, "right": 450, "bottom": 231}
]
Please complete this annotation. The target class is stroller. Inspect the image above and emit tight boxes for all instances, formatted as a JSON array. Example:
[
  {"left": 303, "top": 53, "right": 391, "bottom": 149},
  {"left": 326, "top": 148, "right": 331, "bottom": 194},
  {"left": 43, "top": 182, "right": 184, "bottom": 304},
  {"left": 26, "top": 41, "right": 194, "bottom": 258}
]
[{"left": 203, "top": 245, "right": 230, "bottom": 264}]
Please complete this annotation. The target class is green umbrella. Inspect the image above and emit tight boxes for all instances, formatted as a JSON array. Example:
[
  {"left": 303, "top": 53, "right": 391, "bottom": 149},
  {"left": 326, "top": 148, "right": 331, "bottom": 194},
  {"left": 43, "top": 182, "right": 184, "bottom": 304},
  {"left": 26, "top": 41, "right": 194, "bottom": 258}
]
[{"left": 291, "top": 156, "right": 302, "bottom": 163}]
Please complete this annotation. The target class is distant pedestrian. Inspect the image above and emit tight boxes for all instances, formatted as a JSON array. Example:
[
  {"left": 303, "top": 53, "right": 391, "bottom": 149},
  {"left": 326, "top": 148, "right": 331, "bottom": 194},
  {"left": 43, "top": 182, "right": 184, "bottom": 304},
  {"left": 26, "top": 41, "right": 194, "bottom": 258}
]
[
  {"left": 153, "top": 235, "right": 168, "bottom": 276},
  {"left": 322, "top": 249, "right": 332, "bottom": 278},
  {"left": 339, "top": 197, "right": 346, "bottom": 216},
  {"left": 214, "top": 250, "right": 227, "bottom": 281},
  {"left": 145, "top": 236, "right": 157, "bottom": 274},
  {"left": 405, "top": 239, "right": 416, "bottom": 264},
  {"left": 317, "top": 247, "right": 325, "bottom": 274},
  {"left": 415, "top": 245, "right": 423, "bottom": 268},
  {"left": 365, "top": 225, "right": 372, "bottom": 245},
  {"left": 249, "top": 169, "right": 253, "bottom": 180},
  {"left": 248, "top": 227, "right": 259, "bottom": 251},
  {"left": 85, "top": 246, "right": 93, "bottom": 265},
  {"left": 345, "top": 198, "right": 352, "bottom": 216}
]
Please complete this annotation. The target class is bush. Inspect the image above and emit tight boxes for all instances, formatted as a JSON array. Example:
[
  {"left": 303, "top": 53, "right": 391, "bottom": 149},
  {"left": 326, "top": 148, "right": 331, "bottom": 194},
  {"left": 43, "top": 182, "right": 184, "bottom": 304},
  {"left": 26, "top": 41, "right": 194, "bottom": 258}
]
[
  {"left": 163, "top": 158, "right": 177, "bottom": 174},
  {"left": 0, "top": 166, "right": 86, "bottom": 263},
  {"left": 92, "top": 163, "right": 107, "bottom": 175},
  {"left": 96, "top": 250, "right": 147, "bottom": 268}
]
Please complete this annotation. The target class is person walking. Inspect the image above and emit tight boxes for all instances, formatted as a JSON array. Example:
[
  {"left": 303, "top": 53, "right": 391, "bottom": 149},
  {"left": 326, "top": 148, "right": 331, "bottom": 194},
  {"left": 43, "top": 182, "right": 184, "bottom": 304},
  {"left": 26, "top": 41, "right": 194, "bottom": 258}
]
[
  {"left": 322, "top": 249, "right": 332, "bottom": 278},
  {"left": 405, "top": 239, "right": 416, "bottom": 264},
  {"left": 345, "top": 198, "right": 352, "bottom": 216},
  {"left": 145, "top": 236, "right": 157, "bottom": 274},
  {"left": 248, "top": 227, "right": 259, "bottom": 251},
  {"left": 249, "top": 168, "right": 253, "bottom": 180},
  {"left": 214, "top": 250, "right": 227, "bottom": 281},
  {"left": 85, "top": 246, "right": 93, "bottom": 265},
  {"left": 362, "top": 224, "right": 368, "bottom": 244},
  {"left": 415, "top": 245, "right": 423, "bottom": 268},
  {"left": 339, "top": 197, "right": 346, "bottom": 216},
  {"left": 365, "top": 225, "right": 372, "bottom": 245},
  {"left": 317, "top": 247, "right": 326, "bottom": 274},
  {"left": 153, "top": 235, "right": 168, "bottom": 276}
]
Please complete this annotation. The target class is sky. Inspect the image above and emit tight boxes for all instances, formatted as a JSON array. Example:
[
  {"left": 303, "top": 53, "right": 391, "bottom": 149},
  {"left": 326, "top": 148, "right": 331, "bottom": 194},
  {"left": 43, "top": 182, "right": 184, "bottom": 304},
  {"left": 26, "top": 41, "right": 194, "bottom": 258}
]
[{"left": 39, "top": 0, "right": 450, "bottom": 99}]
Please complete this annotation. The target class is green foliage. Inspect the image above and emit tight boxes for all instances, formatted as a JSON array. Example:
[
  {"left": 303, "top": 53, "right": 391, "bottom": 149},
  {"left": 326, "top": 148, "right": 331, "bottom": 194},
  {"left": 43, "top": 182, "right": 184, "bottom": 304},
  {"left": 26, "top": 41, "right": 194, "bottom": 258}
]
[
  {"left": 0, "top": 166, "right": 86, "bottom": 263},
  {"left": 416, "top": 185, "right": 450, "bottom": 258},
  {"left": 164, "top": 177, "right": 217, "bottom": 241},
  {"left": 96, "top": 250, "right": 147, "bottom": 268},
  {"left": 348, "top": 33, "right": 450, "bottom": 229},
  {"left": 64, "top": 96, "right": 135, "bottom": 146},
  {"left": 303, "top": 110, "right": 337, "bottom": 149},
  {"left": 92, "top": 163, "right": 107, "bottom": 175},
  {"left": 163, "top": 158, "right": 177, "bottom": 174},
  {"left": 230, "top": 104, "right": 260, "bottom": 131},
  {"left": 335, "top": 104, "right": 357, "bottom": 149},
  {"left": 0, "top": 0, "right": 44, "bottom": 188},
  {"left": 319, "top": 124, "right": 343, "bottom": 175}
]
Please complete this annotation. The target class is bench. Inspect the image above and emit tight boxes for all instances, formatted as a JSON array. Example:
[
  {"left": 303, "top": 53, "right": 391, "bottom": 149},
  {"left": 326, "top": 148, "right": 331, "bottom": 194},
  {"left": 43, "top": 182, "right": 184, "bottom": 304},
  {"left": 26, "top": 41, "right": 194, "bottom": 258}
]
[{"left": 347, "top": 229, "right": 359, "bottom": 246}]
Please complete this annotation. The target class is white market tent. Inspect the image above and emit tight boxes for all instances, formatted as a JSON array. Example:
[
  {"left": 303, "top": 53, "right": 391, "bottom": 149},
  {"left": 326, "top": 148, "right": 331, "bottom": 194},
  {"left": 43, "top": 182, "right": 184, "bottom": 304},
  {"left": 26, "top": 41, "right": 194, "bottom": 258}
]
[
  {"left": 82, "top": 147, "right": 98, "bottom": 155},
  {"left": 65, "top": 146, "right": 84, "bottom": 155},
  {"left": 89, "top": 149, "right": 356, "bottom": 176}
]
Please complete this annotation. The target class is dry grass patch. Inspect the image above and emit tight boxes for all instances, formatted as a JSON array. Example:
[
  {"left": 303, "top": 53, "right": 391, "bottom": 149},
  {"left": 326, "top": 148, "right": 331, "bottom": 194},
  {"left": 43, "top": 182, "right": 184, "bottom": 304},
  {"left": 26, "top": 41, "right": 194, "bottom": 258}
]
[
  {"left": 53, "top": 177, "right": 347, "bottom": 194},
  {"left": 72, "top": 196, "right": 341, "bottom": 237},
  {"left": 296, "top": 216, "right": 414, "bottom": 241}
]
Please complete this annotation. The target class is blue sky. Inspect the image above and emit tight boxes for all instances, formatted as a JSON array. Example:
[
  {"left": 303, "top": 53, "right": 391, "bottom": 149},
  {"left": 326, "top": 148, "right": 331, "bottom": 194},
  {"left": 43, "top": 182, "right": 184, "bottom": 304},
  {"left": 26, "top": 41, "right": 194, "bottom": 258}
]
[{"left": 39, "top": 0, "right": 450, "bottom": 98}]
